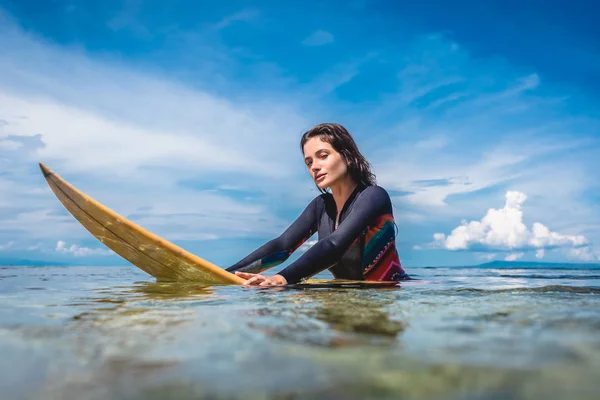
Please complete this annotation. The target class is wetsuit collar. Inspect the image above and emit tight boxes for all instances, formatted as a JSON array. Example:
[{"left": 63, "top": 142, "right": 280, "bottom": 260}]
[{"left": 326, "top": 183, "right": 367, "bottom": 223}]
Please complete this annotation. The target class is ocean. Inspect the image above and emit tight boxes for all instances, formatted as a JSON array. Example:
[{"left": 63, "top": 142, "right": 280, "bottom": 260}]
[{"left": 1, "top": 263, "right": 599, "bottom": 399}]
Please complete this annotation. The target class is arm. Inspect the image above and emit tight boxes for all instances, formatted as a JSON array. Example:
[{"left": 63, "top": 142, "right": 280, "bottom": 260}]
[
  {"left": 226, "top": 196, "right": 320, "bottom": 274},
  {"left": 278, "top": 186, "right": 391, "bottom": 284}
]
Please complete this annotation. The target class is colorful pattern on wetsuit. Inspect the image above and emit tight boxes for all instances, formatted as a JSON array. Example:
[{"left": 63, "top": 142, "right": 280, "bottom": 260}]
[
  {"left": 361, "top": 214, "right": 408, "bottom": 281},
  {"left": 229, "top": 186, "right": 410, "bottom": 283}
]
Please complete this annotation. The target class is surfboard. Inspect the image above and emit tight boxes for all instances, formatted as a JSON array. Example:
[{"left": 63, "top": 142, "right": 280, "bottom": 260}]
[
  {"left": 39, "top": 163, "right": 399, "bottom": 288},
  {"left": 290, "top": 279, "right": 399, "bottom": 288}
]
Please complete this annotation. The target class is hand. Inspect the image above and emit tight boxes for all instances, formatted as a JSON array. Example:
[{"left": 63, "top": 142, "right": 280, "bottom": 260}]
[{"left": 235, "top": 272, "right": 288, "bottom": 286}]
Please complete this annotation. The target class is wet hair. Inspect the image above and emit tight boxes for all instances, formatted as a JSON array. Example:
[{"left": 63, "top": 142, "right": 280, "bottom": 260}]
[{"left": 300, "top": 123, "right": 376, "bottom": 191}]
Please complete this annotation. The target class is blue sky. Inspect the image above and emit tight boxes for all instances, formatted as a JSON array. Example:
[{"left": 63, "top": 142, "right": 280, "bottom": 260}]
[{"left": 0, "top": 0, "right": 599, "bottom": 269}]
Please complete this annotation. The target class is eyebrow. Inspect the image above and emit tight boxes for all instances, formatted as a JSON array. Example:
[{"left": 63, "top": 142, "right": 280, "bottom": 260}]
[{"left": 304, "top": 149, "right": 328, "bottom": 162}]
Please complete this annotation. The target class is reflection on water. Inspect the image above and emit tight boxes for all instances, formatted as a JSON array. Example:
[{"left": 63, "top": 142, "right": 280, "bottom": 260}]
[
  {"left": 126, "top": 281, "right": 216, "bottom": 300},
  {"left": 0, "top": 265, "right": 599, "bottom": 399},
  {"left": 246, "top": 289, "right": 406, "bottom": 348},
  {"left": 307, "top": 291, "right": 405, "bottom": 337}
]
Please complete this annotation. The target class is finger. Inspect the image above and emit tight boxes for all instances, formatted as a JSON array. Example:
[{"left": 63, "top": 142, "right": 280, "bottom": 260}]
[
  {"left": 261, "top": 278, "right": 281, "bottom": 287},
  {"left": 243, "top": 277, "right": 258, "bottom": 285},
  {"left": 235, "top": 271, "right": 256, "bottom": 279},
  {"left": 244, "top": 276, "right": 265, "bottom": 286},
  {"left": 241, "top": 276, "right": 255, "bottom": 285}
]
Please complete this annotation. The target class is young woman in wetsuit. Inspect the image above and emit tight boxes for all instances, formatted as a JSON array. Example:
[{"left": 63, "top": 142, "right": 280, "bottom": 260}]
[{"left": 227, "top": 123, "right": 409, "bottom": 286}]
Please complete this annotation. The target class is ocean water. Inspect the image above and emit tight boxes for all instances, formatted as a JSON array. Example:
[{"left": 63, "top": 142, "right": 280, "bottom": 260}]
[{"left": 1, "top": 264, "right": 599, "bottom": 400}]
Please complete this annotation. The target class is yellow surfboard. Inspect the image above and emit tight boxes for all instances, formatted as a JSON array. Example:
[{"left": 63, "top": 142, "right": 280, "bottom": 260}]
[{"left": 39, "top": 163, "right": 398, "bottom": 288}]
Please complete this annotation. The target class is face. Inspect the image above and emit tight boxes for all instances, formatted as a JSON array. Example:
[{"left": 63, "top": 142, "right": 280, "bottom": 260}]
[{"left": 303, "top": 136, "right": 349, "bottom": 190}]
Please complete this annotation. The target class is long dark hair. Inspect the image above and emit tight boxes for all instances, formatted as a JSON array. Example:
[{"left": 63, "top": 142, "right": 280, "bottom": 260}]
[{"left": 300, "top": 123, "right": 376, "bottom": 192}]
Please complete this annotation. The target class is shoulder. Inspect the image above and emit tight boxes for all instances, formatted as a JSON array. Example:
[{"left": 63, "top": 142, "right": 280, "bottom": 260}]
[
  {"left": 359, "top": 185, "right": 391, "bottom": 202},
  {"left": 314, "top": 192, "right": 332, "bottom": 204},
  {"left": 304, "top": 192, "right": 330, "bottom": 211},
  {"left": 356, "top": 185, "right": 393, "bottom": 212}
]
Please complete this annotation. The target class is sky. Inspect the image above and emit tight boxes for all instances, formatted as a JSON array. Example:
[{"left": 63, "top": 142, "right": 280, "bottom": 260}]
[{"left": 0, "top": 0, "right": 599, "bottom": 270}]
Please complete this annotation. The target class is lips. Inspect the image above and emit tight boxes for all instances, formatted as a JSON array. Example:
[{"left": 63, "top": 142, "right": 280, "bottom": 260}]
[{"left": 315, "top": 173, "right": 326, "bottom": 182}]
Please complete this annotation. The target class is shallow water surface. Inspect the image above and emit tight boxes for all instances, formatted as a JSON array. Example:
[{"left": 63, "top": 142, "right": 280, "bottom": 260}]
[{"left": 1, "top": 265, "right": 599, "bottom": 399}]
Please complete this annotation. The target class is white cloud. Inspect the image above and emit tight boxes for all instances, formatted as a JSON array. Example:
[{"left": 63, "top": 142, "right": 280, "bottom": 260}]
[
  {"left": 0, "top": 138, "right": 22, "bottom": 150},
  {"left": 56, "top": 240, "right": 113, "bottom": 257},
  {"left": 214, "top": 8, "right": 260, "bottom": 30},
  {"left": 0, "top": 16, "right": 307, "bottom": 181},
  {"left": 107, "top": 0, "right": 151, "bottom": 39},
  {"left": 433, "top": 233, "right": 445, "bottom": 241},
  {"left": 478, "top": 253, "right": 497, "bottom": 262},
  {"left": 428, "top": 191, "right": 589, "bottom": 252},
  {"left": 302, "top": 30, "right": 334, "bottom": 46},
  {"left": 0, "top": 89, "right": 298, "bottom": 179},
  {"left": 368, "top": 36, "right": 598, "bottom": 242},
  {"left": 567, "top": 247, "right": 600, "bottom": 262},
  {"left": 300, "top": 52, "right": 376, "bottom": 97},
  {"left": 378, "top": 135, "right": 592, "bottom": 210},
  {"left": 1, "top": 209, "right": 97, "bottom": 240},
  {"left": 299, "top": 240, "right": 317, "bottom": 252},
  {"left": 505, "top": 252, "right": 524, "bottom": 261},
  {"left": 0, "top": 241, "right": 15, "bottom": 251},
  {"left": 536, "top": 249, "right": 545, "bottom": 259},
  {"left": 0, "top": 15, "right": 314, "bottom": 252}
]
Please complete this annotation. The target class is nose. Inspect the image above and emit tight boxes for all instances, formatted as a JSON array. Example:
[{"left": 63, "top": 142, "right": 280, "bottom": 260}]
[{"left": 311, "top": 162, "right": 321, "bottom": 175}]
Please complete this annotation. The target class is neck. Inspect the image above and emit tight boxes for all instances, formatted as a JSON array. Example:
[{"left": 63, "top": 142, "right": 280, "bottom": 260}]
[{"left": 329, "top": 175, "right": 358, "bottom": 215}]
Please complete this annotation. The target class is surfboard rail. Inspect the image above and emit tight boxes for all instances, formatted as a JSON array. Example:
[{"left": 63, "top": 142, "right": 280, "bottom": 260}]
[{"left": 39, "top": 162, "right": 245, "bottom": 284}]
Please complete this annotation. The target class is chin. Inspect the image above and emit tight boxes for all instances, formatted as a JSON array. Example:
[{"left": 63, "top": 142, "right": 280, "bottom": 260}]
[{"left": 315, "top": 180, "right": 329, "bottom": 190}]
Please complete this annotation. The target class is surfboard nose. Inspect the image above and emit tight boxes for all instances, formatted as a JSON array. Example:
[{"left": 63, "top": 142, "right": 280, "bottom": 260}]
[{"left": 39, "top": 162, "right": 52, "bottom": 177}]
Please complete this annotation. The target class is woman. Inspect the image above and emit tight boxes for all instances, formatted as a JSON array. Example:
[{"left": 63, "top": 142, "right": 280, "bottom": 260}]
[{"left": 227, "top": 123, "right": 409, "bottom": 286}]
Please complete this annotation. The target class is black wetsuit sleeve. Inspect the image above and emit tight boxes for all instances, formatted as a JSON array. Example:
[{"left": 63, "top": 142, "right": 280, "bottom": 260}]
[
  {"left": 226, "top": 196, "right": 320, "bottom": 274},
  {"left": 278, "top": 186, "right": 390, "bottom": 284}
]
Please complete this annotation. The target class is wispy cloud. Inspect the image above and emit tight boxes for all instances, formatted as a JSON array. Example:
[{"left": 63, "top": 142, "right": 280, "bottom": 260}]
[
  {"left": 567, "top": 247, "right": 600, "bottom": 262},
  {"left": 0, "top": 14, "right": 312, "bottom": 257},
  {"left": 378, "top": 135, "right": 582, "bottom": 210},
  {"left": 0, "top": 241, "right": 15, "bottom": 251},
  {"left": 536, "top": 249, "right": 545, "bottom": 259},
  {"left": 56, "top": 240, "right": 113, "bottom": 257},
  {"left": 478, "top": 253, "right": 497, "bottom": 262},
  {"left": 107, "top": 0, "right": 152, "bottom": 39},
  {"left": 505, "top": 253, "right": 524, "bottom": 262},
  {"left": 300, "top": 52, "right": 378, "bottom": 98},
  {"left": 302, "top": 30, "right": 334, "bottom": 46},
  {"left": 0, "top": 17, "right": 305, "bottom": 180},
  {"left": 0, "top": 137, "right": 23, "bottom": 151},
  {"left": 299, "top": 240, "right": 317, "bottom": 252},
  {"left": 214, "top": 8, "right": 260, "bottom": 30},
  {"left": 360, "top": 35, "right": 600, "bottom": 259},
  {"left": 27, "top": 243, "right": 43, "bottom": 251}
]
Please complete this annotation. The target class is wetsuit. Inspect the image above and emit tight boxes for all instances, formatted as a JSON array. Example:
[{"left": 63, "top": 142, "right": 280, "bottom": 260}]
[{"left": 226, "top": 184, "right": 409, "bottom": 284}]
